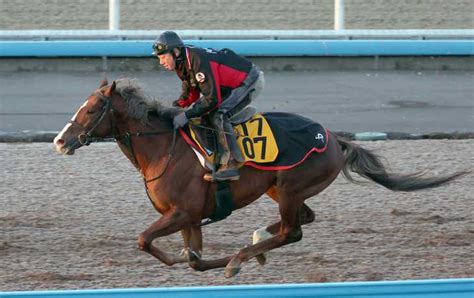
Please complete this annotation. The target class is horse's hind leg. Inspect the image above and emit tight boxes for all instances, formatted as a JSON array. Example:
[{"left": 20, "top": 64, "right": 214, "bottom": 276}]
[
  {"left": 260, "top": 201, "right": 315, "bottom": 235},
  {"left": 225, "top": 194, "right": 303, "bottom": 278},
  {"left": 254, "top": 204, "right": 314, "bottom": 265},
  {"left": 254, "top": 188, "right": 315, "bottom": 265},
  {"left": 256, "top": 137, "right": 341, "bottom": 240},
  {"left": 300, "top": 203, "right": 316, "bottom": 224},
  {"left": 226, "top": 148, "right": 342, "bottom": 277}
]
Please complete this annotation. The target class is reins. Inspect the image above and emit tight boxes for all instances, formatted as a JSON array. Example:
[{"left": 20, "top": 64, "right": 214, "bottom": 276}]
[
  {"left": 115, "top": 128, "right": 176, "bottom": 213},
  {"left": 117, "top": 129, "right": 177, "bottom": 184},
  {"left": 71, "top": 89, "right": 177, "bottom": 184}
]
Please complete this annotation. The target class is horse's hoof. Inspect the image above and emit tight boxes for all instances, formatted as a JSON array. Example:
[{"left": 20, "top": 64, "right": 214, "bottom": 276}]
[
  {"left": 224, "top": 265, "right": 241, "bottom": 278},
  {"left": 187, "top": 250, "right": 201, "bottom": 262},
  {"left": 256, "top": 253, "right": 266, "bottom": 266},
  {"left": 181, "top": 248, "right": 201, "bottom": 262}
]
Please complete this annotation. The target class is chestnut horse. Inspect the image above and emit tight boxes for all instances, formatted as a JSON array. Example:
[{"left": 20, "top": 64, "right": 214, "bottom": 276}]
[{"left": 53, "top": 79, "right": 467, "bottom": 277}]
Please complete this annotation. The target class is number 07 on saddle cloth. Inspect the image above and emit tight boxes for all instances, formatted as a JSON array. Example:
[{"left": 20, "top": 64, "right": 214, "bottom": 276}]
[{"left": 180, "top": 112, "right": 329, "bottom": 171}]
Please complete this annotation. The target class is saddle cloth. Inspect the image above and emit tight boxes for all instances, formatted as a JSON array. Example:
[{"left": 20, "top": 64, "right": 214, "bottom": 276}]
[{"left": 179, "top": 112, "right": 328, "bottom": 171}]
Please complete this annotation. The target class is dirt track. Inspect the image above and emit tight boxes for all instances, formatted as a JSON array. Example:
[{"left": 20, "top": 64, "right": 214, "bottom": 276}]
[{"left": 0, "top": 140, "right": 473, "bottom": 291}]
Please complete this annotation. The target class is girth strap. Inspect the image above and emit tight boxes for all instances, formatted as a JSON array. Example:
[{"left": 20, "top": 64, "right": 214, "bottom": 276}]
[{"left": 200, "top": 180, "right": 234, "bottom": 226}]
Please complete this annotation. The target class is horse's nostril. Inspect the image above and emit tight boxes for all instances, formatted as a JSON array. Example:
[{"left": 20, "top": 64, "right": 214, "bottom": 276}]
[{"left": 56, "top": 138, "right": 65, "bottom": 146}]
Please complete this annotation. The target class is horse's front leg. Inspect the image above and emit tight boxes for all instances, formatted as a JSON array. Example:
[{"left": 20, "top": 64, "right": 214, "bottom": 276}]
[
  {"left": 171, "top": 226, "right": 203, "bottom": 264},
  {"left": 179, "top": 225, "right": 234, "bottom": 272},
  {"left": 137, "top": 208, "right": 191, "bottom": 266}
]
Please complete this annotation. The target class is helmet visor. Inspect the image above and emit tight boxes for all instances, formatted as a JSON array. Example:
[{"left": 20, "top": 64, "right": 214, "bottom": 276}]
[{"left": 152, "top": 42, "right": 169, "bottom": 55}]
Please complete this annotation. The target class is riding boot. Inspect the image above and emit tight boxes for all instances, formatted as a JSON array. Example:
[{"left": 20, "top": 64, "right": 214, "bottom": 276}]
[
  {"left": 203, "top": 130, "right": 240, "bottom": 182},
  {"left": 223, "top": 120, "right": 244, "bottom": 163}
]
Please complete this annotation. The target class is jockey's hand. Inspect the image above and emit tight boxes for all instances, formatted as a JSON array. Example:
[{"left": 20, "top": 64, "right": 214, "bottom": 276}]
[
  {"left": 172, "top": 99, "right": 186, "bottom": 107},
  {"left": 173, "top": 112, "right": 188, "bottom": 129}
]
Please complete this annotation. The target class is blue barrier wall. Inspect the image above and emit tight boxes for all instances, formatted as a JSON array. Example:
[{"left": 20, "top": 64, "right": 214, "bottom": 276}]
[
  {"left": 1, "top": 40, "right": 473, "bottom": 57},
  {"left": 1, "top": 279, "right": 473, "bottom": 298}
]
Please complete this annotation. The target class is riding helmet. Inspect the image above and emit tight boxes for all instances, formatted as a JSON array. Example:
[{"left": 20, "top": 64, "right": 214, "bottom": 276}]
[{"left": 152, "top": 31, "right": 184, "bottom": 55}]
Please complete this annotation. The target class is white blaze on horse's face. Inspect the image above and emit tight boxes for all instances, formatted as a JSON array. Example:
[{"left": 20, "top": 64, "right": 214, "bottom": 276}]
[
  {"left": 53, "top": 99, "right": 90, "bottom": 154},
  {"left": 71, "top": 99, "right": 90, "bottom": 122}
]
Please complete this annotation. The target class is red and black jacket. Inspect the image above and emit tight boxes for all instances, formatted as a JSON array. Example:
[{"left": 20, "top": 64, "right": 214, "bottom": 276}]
[{"left": 175, "top": 46, "right": 253, "bottom": 119}]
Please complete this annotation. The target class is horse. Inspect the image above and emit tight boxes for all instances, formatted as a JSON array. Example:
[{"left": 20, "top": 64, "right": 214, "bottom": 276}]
[{"left": 53, "top": 78, "right": 468, "bottom": 278}]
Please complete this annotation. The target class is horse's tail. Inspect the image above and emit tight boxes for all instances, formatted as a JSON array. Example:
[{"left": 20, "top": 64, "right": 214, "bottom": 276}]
[{"left": 335, "top": 135, "right": 469, "bottom": 191}]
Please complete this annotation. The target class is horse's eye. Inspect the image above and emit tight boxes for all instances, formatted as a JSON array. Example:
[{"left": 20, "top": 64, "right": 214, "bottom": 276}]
[{"left": 86, "top": 109, "right": 95, "bottom": 114}]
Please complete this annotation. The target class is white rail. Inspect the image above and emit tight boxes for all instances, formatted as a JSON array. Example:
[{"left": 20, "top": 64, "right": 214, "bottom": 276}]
[
  {"left": 1, "top": 29, "right": 473, "bottom": 41},
  {"left": 111, "top": 0, "right": 347, "bottom": 32}
]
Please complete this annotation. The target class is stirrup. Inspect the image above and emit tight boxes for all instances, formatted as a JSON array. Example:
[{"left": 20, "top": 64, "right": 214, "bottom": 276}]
[
  {"left": 203, "top": 168, "right": 240, "bottom": 182},
  {"left": 214, "top": 168, "right": 240, "bottom": 181}
]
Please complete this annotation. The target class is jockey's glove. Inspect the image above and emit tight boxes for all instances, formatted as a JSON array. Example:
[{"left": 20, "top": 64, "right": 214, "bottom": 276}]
[
  {"left": 172, "top": 99, "right": 185, "bottom": 108},
  {"left": 173, "top": 112, "right": 188, "bottom": 129}
]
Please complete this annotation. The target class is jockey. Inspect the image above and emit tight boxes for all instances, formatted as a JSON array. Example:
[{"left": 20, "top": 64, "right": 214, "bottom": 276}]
[{"left": 153, "top": 31, "right": 264, "bottom": 182}]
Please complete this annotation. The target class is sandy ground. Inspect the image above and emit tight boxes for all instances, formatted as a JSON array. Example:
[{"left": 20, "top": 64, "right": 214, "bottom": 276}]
[
  {"left": 0, "top": 139, "right": 473, "bottom": 291},
  {"left": 1, "top": 0, "right": 473, "bottom": 30}
]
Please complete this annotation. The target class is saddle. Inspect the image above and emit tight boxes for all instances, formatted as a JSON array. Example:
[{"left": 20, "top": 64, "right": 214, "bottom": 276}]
[{"left": 179, "top": 110, "right": 329, "bottom": 172}]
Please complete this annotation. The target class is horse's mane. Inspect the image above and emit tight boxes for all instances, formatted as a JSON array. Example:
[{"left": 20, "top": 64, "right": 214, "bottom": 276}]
[{"left": 114, "top": 78, "right": 182, "bottom": 123}]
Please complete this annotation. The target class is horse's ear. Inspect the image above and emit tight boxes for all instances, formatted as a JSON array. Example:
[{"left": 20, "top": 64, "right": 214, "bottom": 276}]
[
  {"left": 103, "top": 81, "right": 116, "bottom": 97},
  {"left": 99, "top": 77, "right": 108, "bottom": 88}
]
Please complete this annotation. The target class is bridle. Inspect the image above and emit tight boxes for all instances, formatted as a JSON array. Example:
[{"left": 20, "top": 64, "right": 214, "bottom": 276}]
[
  {"left": 68, "top": 91, "right": 117, "bottom": 147},
  {"left": 66, "top": 89, "right": 176, "bottom": 184}
]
